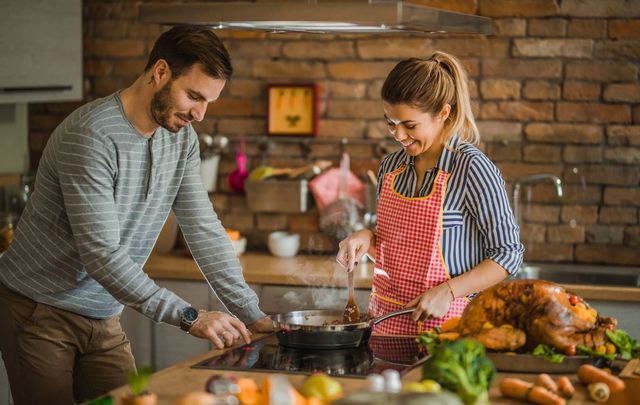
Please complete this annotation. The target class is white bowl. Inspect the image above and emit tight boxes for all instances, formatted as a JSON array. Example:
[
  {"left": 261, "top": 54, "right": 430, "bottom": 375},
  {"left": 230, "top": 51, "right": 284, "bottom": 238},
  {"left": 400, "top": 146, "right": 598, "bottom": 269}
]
[
  {"left": 268, "top": 232, "right": 300, "bottom": 257},
  {"left": 231, "top": 237, "right": 246, "bottom": 256}
]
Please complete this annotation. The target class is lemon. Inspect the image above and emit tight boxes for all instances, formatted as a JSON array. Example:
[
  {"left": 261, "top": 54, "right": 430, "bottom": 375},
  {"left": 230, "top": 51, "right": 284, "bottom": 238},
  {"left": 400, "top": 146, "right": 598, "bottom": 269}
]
[
  {"left": 300, "top": 373, "right": 343, "bottom": 402},
  {"left": 421, "top": 379, "right": 442, "bottom": 393},
  {"left": 403, "top": 382, "right": 430, "bottom": 393}
]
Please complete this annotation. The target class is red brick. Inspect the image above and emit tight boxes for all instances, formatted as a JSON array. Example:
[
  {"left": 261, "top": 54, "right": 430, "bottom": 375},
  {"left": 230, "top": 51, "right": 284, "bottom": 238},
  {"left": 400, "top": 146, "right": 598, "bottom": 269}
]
[
  {"left": 562, "top": 205, "right": 598, "bottom": 224},
  {"left": 289, "top": 212, "right": 320, "bottom": 232},
  {"left": 485, "top": 142, "right": 522, "bottom": 162},
  {"left": 513, "top": 39, "right": 592, "bottom": 58},
  {"left": 523, "top": 81, "right": 561, "bottom": 100},
  {"left": 327, "top": 100, "right": 383, "bottom": 119},
  {"left": 586, "top": 225, "right": 624, "bottom": 244},
  {"left": 480, "top": 101, "right": 554, "bottom": 121},
  {"left": 227, "top": 41, "right": 281, "bottom": 59},
  {"left": 607, "top": 125, "right": 640, "bottom": 146},
  {"left": 256, "top": 214, "right": 288, "bottom": 231},
  {"left": 482, "top": 59, "right": 562, "bottom": 78},
  {"left": 524, "top": 243, "right": 574, "bottom": 262},
  {"left": 526, "top": 123, "right": 603, "bottom": 144},
  {"left": 126, "top": 24, "right": 162, "bottom": 39},
  {"left": 480, "top": 79, "right": 520, "bottom": 100},
  {"left": 594, "top": 40, "right": 640, "bottom": 61},
  {"left": 493, "top": 18, "right": 526, "bottom": 37},
  {"left": 603, "top": 84, "right": 640, "bottom": 103},
  {"left": 604, "top": 147, "right": 640, "bottom": 165},
  {"left": 562, "top": 82, "right": 601, "bottom": 101},
  {"left": 84, "top": 59, "right": 113, "bottom": 76},
  {"left": 325, "top": 82, "right": 367, "bottom": 99},
  {"left": 94, "top": 20, "right": 128, "bottom": 38},
  {"left": 567, "top": 19, "right": 607, "bottom": 38},
  {"left": 91, "top": 77, "right": 128, "bottom": 97},
  {"left": 528, "top": 18, "right": 567, "bottom": 37},
  {"left": 219, "top": 212, "right": 254, "bottom": 234},
  {"left": 227, "top": 80, "right": 263, "bottom": 98},
  {"left": 300, "top": 232, "right": 337, "bottom": 253},
  {"left": 599, "top": 207, "right": 638, "bottom": 224},
  {"left": 357, "top": 38, "right": 432, "bottom": 59},
  {"left": 520, "top": 224, "right": 546, "bottom": 243},
  {"left": 479, "top": 0, "right": 559, "bottom": 17},
  {"left": 610, "top": 19, "right": 640, "bottom": 38},
  {"left": 565, "top": 61, "right": 637, "bottom": 81},
  {"left": 523, "top": 144, "right": 562, "bottom": 163},
  {"left": 626, "top": 227, "right": 640, "bottom": 246},
  {"left": 556, "top": 102, "right": 630, "bottom": 124},
  {"left": 560, "top": 0, "right": 640, "bottom": 17},
  {"left": 112, "top": 58, "right": 146, "bottom": 77},
  {"left": 207, "top": 99, "right": 254, "bottom": 117},
  {"left": 285, "top": 41, "right": 354, "bottom": 59},
  {"left": 563, "top": 146, "right": 602, "bottom": 163},
  {"left": 253, "top": 61, "right": 325, "bottom": 79},
  {"left": 410, "top": 0, "right": 478, "bottom": 14},
  {"left": 575, "top": 244, "right": 640, "bottom": 265},
  {"left": 433, "top": 38, "right": 509, "bottom": 58},
  {"left": 477, "top": 121, "right": 523, "bottom": 142},
  {"left": 327, "top": 62, "right": 395, "bottom": 80},
  {"left": 563, "top": 165, "right": 640, "bottom": 186},
  {"left": 366, "top": 121, "right": 389, "bottom": 140},
  {"left": 218, "top": 118, "right": 266, "bottom": 137},
  {"left": 522, "top": 204, "right": 561, "bottom": 224},
  {"left": 604, "top": 187, "right": 640, "bottom": 206},
  {"left": 529, "top": 184, "right": 601, "bottom": 205},
  {"left": 367, "top": 80, "right": 384, "bottom": 99},
  {"left": 498, "top": 163, "right": 562, "bottom": 182},
  {"left": 548, "top": 224, "right": 585, "bottom": 243},
  {"left": 318, "top": 120, "right": 367, "bottom": 138},
  {"left": 84, "top": 39, "right": 145, "bottom": 58}
]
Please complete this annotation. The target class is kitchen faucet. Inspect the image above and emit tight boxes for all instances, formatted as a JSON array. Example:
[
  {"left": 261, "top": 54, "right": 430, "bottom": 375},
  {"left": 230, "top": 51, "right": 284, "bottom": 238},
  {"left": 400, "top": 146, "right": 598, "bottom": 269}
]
[{"left": 512, "top": 174, "right": 563, "bottom": 226}]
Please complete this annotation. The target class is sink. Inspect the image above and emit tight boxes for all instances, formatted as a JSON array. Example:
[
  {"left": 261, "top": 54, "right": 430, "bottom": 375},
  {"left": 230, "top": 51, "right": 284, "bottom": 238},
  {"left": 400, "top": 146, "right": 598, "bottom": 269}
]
[{"left": 516, "top": 263, "right": 640, "bottom": 287}]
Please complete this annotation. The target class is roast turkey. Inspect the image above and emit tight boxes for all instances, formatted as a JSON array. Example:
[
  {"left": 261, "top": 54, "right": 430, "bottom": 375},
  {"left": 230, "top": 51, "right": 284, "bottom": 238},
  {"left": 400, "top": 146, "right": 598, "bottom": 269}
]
[{"left": 457, "top": 279, "right": 616, "bottom": 355}]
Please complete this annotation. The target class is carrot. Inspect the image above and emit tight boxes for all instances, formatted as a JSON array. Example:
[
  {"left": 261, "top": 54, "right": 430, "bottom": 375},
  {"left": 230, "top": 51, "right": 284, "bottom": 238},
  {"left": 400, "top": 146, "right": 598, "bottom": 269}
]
[
  {"left": 440, "top": 317, "right": 460, "bottom": 333},
  {"left": 534, "top": 373, "right": 558, "bottom": 393},
  {"left": 528, "top": 386, "right": 566, "bottom": 405},
  {"left": 556, "top": 376, "right": 574, "bottom": 398},
  {"left": 577, "top": 364, "right": 626, "bottom": 394},
  {"left": 499, "top": 378, "right": 565, "bottom": 405}
]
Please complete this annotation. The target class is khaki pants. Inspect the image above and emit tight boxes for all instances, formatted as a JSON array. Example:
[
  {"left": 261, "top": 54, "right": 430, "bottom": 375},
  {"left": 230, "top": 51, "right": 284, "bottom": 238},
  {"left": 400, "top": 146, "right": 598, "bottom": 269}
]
[{"left": 0, "top": 283, "right": 135, "bottom": 405}]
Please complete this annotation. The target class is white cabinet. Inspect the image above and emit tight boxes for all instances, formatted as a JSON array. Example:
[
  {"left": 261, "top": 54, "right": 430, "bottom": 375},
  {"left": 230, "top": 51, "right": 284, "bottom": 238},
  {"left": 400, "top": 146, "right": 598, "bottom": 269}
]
[{"left": 0, "top": 0, "right": 82, "bottom": 104}]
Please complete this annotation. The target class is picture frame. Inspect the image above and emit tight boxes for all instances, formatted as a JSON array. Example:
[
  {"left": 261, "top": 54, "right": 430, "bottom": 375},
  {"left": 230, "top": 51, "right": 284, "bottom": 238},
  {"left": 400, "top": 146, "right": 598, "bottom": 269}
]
[{"left": 267, "top": 84, "right": 318, "bottom": 137}]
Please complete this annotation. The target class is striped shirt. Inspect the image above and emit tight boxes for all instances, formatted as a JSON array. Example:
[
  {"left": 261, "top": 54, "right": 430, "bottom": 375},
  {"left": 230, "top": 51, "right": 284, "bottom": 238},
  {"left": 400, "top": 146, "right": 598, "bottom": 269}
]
[
  {"left": 376, "top": 135, "right": 524, "bottom": 276},
  {"left": 0, "top": 92, "right": 264, "bottom": 327}
]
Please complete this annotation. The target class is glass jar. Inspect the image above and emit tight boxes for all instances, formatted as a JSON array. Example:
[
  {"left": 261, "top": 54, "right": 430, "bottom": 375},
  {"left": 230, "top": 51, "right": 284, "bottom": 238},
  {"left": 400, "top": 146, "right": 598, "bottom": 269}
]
[{"left": 0, "top": 213, "right": 16, "bottom": 253}]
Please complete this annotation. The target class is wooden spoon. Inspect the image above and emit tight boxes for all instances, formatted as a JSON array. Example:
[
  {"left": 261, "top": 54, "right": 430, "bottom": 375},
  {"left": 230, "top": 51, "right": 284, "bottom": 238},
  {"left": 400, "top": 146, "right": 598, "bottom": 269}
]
[{"left": 343, "top": 270, "right": 361, "bottom": 323}]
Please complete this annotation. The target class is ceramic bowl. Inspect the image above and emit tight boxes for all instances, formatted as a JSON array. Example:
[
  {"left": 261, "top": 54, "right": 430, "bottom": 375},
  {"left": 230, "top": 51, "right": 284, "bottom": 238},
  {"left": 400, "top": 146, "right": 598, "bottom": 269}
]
[{"left": 267, "top": 232, "right": 300, "bottom": 257}]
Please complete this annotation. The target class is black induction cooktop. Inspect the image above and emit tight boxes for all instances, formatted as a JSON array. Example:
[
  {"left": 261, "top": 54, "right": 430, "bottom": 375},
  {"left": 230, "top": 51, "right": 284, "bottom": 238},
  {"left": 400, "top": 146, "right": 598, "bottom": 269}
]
[{"left": 192, "top": 334, "right": 427, "bottom": 379}]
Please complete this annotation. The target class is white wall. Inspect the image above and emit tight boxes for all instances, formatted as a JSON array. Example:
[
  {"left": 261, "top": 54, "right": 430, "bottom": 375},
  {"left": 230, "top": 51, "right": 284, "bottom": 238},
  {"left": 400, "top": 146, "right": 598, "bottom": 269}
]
[{"left": 0, "top": 104, "right": 28, "bottom": 174}]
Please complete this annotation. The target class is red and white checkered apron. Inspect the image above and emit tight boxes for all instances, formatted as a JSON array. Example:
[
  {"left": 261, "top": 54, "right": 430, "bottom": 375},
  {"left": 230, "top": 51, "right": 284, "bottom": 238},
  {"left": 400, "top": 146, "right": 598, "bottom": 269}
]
[{"left": 368, "top": 164, "right": 468, "bottom": 335}]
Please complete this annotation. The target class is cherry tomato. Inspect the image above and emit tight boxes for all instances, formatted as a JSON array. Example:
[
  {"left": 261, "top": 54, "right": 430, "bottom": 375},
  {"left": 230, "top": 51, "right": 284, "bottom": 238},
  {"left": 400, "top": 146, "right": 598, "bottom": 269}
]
[
  {"left": 565, "top": 345, "right": 576, "bottom": 356},
  {"left": 568, "top": 295, "right": 579, "bottom": 305},
  {"left": 606, "top": 323, "right": 615, "bottom": 331}
]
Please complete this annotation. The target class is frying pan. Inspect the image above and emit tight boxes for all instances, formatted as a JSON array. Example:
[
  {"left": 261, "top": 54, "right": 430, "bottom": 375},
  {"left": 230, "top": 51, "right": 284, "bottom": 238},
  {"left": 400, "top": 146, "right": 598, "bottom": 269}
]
[{"left": 271, "top": 308, "right": 414, "bottom": 349}]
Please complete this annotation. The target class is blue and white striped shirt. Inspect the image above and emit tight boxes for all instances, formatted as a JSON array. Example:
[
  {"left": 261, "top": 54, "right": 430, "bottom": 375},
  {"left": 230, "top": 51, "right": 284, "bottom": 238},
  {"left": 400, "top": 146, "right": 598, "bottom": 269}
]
[{"left": 376, "top": 135, "right": 524, "bottom": 276}]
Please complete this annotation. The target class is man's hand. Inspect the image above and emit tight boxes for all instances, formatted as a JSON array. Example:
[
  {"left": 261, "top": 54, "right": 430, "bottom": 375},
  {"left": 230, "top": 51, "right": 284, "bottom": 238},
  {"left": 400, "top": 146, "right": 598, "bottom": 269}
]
[
  {"left": 187, "top": 311, "right": 251, "bottom": 349},
  {"left": 247, "top": 316, "right": 275, "bottom": 333}
]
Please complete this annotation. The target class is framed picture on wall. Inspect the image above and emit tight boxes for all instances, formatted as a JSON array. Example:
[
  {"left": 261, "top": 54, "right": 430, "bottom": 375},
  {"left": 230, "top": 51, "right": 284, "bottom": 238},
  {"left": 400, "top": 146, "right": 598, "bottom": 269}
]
[{"left": 267, "top": 84, "right": 318, "bottom": 137}]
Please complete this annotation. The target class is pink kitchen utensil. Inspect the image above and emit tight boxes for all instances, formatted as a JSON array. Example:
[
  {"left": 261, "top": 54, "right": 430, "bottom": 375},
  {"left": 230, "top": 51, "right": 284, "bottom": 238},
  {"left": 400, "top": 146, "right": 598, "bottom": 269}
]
[{"left": 228, "top": 137, "right": 248, "bottom": 193}]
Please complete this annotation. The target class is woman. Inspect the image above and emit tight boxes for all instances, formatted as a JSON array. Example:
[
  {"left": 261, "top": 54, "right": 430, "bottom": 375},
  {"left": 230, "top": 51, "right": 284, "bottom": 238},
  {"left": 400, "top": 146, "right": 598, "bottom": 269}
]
[{"left": 337, "top": 51, "right": 524, "bottom": 335}]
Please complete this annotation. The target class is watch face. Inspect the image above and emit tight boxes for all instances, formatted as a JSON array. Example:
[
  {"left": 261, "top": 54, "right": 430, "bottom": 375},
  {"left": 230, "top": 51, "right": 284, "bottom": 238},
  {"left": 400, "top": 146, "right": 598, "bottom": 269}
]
[{"left": 183, "top": 307, "right": 199, "bottom": 323}]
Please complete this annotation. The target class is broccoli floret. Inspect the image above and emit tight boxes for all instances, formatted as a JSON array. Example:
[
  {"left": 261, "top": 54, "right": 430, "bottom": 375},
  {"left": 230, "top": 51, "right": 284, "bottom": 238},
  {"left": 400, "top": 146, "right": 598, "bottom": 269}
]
[{"left": 421, "top": 338, "right": 495, "bottom": 405}]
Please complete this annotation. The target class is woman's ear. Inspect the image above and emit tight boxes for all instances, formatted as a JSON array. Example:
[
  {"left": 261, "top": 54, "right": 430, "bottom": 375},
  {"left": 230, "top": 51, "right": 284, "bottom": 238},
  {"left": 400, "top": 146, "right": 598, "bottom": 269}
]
[{"left": 440, "top": 104, "right": 452, "bottom": 121}]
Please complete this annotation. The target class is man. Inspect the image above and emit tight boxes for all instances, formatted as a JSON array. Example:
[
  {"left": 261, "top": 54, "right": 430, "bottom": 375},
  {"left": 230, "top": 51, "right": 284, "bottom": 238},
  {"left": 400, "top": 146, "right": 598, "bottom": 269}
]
[{"left": 0, "top": 25, "right": 272, "bottom": 404}]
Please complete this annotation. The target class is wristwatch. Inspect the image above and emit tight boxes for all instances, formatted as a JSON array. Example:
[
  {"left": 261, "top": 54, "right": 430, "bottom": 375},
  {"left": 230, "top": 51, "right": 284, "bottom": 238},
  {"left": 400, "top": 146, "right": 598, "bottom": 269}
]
[{"left": 180, "top": 306, "right": 200, "bottom": 332}]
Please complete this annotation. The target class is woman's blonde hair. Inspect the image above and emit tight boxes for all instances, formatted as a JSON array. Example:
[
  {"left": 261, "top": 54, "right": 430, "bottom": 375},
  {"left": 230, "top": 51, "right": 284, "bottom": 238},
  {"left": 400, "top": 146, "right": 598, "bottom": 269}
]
[{"left": 381, "top": 51, "right": 479, "bottom": 145}]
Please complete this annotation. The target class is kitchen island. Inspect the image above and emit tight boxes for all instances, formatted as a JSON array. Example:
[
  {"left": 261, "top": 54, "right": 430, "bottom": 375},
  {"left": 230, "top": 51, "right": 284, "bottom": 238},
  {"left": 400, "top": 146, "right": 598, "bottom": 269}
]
[{"left": 106, "top": 333, "right": 637, "bottom": 405}]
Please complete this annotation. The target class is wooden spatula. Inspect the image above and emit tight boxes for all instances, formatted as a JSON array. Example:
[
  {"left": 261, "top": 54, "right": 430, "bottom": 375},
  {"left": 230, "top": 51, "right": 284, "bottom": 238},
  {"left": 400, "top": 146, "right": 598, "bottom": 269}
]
[{"left": 343, "top": 270, "right": 360, "bottom": 324}]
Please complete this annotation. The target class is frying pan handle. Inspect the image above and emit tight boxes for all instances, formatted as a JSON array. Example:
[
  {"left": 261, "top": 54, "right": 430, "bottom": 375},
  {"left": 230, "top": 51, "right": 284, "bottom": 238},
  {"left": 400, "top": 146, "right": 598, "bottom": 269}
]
[{"left": 372, "top": 308, "right": 415, "bottom": 325}]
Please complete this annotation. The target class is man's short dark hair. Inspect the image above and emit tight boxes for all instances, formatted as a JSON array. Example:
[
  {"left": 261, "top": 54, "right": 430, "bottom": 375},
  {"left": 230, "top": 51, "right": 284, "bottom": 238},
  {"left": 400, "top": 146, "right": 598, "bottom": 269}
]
[{"left": 144, "top": 25, "right": 232, "bottom": 80}]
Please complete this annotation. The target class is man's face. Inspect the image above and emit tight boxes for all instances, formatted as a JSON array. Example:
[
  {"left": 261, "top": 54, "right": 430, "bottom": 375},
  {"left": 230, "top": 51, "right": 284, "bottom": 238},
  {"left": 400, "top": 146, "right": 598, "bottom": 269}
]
[{"left": 150, "top": 63, "right": 226, "bottom": 133}]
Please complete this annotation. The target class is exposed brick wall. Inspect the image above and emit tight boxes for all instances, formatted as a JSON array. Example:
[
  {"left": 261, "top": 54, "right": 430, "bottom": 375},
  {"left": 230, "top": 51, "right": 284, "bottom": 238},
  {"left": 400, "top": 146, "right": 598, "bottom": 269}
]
[{"left": 28, "top": 0, "right": 640, "bottom": 265}]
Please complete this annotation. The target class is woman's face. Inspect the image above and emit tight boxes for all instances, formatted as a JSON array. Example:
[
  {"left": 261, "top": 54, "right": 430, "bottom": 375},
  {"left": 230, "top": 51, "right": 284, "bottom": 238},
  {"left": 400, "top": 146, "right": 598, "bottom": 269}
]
[{"left": 383, "top": 102, "right": 450, "bottom": 157}]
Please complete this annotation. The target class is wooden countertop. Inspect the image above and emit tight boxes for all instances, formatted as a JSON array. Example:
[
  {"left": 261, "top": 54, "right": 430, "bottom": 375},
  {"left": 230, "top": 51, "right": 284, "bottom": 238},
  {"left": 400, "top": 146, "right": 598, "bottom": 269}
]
[
  {"left": 144, "top": 253, "right": 640, "bottom": 303},
  {"left": 106, "top": 334, "right": 637, "bottom": 405}
]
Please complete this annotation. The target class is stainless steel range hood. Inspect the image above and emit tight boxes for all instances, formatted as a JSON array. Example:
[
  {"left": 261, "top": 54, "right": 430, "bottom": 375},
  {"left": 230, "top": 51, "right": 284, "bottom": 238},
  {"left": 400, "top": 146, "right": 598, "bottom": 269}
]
[{"left": 139, "top": 1, "right": 492, "bottom": 35}]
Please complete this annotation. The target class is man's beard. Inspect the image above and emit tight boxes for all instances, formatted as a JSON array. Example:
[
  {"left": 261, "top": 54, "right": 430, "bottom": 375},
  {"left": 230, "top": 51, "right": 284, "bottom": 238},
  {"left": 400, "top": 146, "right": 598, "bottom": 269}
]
[{"left": 150, "top": 80, "right": 189, "bottom": 133}]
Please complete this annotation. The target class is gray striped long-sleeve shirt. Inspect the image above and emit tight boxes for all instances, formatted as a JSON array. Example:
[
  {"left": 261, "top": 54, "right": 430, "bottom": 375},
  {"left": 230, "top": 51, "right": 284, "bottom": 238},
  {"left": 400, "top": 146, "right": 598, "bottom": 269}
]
[
  {"left": 376, "top": 135, "right": 524, "bottom": 277},
  {"left": 0, "top": 92, "right": 264, "bottom": 327}
]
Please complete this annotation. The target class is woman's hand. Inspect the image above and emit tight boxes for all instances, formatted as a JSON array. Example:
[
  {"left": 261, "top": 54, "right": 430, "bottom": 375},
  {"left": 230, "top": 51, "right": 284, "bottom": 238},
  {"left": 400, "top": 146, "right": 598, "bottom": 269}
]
[
  {"left": 336, "top": 229, "right": 375, "bottom": 272},
  {"left": 406, "top": 282, "right": 454, "bottom": 321}
]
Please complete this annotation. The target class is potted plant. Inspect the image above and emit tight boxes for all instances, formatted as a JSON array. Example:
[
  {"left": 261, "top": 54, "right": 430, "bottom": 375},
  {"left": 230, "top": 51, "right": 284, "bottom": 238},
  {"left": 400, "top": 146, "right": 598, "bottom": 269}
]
[{"left": 122, "top": 366, "right": 157, "bottom": 405}]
